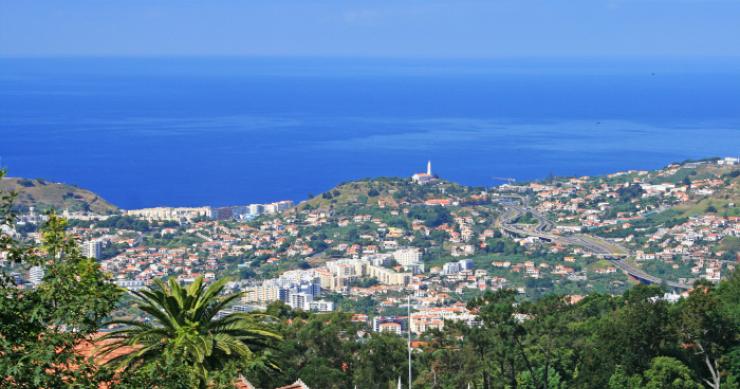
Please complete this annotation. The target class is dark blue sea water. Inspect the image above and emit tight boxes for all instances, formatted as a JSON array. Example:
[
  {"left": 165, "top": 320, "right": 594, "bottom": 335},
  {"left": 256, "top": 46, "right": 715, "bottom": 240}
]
[{"left": 1, "top": 57, "right": 739, "bottom": 208}]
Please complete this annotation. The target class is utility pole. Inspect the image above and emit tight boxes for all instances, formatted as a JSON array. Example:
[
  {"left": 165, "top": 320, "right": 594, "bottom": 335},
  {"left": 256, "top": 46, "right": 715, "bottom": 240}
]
[{"left": 408, "top": 293, "right": 412, "bottom": 388}]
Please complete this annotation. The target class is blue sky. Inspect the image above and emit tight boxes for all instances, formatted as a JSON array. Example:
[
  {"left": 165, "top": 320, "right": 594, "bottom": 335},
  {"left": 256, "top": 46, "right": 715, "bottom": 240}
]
[{"left": 1, "top": 0, "right": 740, "bottom": 58}]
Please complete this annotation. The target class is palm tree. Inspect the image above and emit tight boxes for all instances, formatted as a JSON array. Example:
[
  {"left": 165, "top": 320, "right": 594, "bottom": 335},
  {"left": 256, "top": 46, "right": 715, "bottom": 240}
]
[{"left": 99, "top": 276, "right": 282, "bottom": 386}]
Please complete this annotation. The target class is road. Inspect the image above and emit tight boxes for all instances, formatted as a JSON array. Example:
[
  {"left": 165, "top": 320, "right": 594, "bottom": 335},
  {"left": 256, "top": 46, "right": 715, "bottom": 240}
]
[{"left": 494, "top": 198, "right": 690, "bottom": 290}]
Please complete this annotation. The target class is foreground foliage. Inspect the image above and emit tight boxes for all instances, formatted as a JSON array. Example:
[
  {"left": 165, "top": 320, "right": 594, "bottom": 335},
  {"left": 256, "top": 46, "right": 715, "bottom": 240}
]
[
  {"left": 249, "top": 278, "right": 739, "bottom": 389},
  {"left": 100, "top": 276, "right": 282, "bottom": 388},
  {"left": 0, "top": 169, "right": 121, "bottom": 387}
]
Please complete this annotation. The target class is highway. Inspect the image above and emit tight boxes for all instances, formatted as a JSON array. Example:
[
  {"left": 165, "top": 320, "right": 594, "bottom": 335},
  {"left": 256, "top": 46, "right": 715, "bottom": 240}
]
[{"left": 494, "top": 198, "right": 690, "bottom": 290}]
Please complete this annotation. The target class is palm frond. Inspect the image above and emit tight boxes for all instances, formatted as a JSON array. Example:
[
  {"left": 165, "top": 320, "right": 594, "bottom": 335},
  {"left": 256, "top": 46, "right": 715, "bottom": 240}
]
[{"left": 100, "top": 275, "right": 283, "bottom": 382}]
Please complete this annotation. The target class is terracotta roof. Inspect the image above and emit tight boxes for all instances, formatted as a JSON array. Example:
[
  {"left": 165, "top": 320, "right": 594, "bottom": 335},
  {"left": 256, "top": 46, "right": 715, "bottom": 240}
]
[
  {"left": 74, "top": 333, "right": 138, "bottom": 366},
  {"left": 78, "top": 335, "right": 309, "bottom": 389},
  {"left": 234, "top": 375, "right": 257, "bottom": 389}
]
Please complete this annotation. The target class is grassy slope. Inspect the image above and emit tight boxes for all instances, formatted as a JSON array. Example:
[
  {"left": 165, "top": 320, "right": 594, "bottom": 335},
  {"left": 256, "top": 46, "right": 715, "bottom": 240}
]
[
  {"left": 0, "top": 177, "right": 118, "bottom": 214},
  {"left": 300, "top": 178, "right": 401, "bottom": 210},
  {"left": 674, "top": 172, "right": 739, "bottom": 217},
  {"left": 616, "top": 164, "right": 739, "bottom": 224},
  {"left": 674, "top": 166, "right": 740, "bottom": 216},
  {"left": 298, "top": 177, "right": 470, "bottom": 210}
]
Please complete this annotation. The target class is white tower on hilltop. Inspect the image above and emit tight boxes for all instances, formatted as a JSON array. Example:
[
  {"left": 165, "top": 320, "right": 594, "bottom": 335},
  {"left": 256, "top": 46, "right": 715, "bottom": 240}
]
[{"left": 427, "top": 160, "right": 432, "bottom": 176}]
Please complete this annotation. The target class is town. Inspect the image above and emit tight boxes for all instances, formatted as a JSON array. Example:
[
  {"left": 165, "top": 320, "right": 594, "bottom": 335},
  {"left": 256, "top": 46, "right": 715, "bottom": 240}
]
[{"left": 3, "top": 158, "right": 738, "bottom": 335}]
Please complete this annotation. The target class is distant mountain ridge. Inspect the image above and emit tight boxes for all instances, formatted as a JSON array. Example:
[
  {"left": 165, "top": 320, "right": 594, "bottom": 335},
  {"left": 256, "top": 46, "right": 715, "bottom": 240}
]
[{"left": 0, "top": 177, "right": 118, "bottom": 214}]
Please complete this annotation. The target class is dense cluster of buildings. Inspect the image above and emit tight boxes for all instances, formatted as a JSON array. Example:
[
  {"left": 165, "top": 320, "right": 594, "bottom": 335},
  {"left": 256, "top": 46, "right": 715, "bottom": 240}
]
[
  {"left": 529, "top": 159, "right": 733, "bottom": 229},
  {"left": 239, "top": 250, "right": 421, "bottom": 311},
  {"left": 520, "top": 158, "right": 739, "bottom": 283},
  {"left": 241, "top": 270, "right": 333, "bottom": 312},
  {"left": 5, "top": 159, "right": 737, "bottom": 342},
  {"left": 125, "top": 206, "right": 214, "bottom": 221},
  {"left": 633, "top": 214, "right": 738, "bottom": 282},
  {"left": 124, "top": 200, "right": 293, "bottom": 222}
]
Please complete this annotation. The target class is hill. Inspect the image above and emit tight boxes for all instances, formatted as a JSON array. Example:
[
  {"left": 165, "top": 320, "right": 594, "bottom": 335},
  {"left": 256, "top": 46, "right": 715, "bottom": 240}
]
[
  {"left": 0, "top": 177, "right": 118, "bottom": 214},
  {"left": 298, "top": 176, "right": 480, "bottom": 210},
  {"left": 673, "top": 168, "right": 740, "bottom": 217}
]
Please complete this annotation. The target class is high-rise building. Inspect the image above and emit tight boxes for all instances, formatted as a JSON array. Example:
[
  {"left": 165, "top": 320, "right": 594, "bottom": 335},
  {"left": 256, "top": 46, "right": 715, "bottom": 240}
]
[
  {"left": 242, "top": 275, "right": 323, "bottom": 309},
  {"left": 28, "top": 266, "right": 44, "bottom": 286},
  {"left": 248, "top": 204, "right": 264, "bottom": 216},
  {"left": 82, "top": 240, "right": 102, "bottom": 260},
  {"left": 441, "top": 258, "right": 475, "bottom": 275},
  {"left": 393, "top": 248, "right": 422, "bottom": 267},
  {"left": 274, "top": 200, "right": 294, "bottom": 212},
  {"left": 309, "top": 300, "right": 335, "bottom": 312},
  {"left": 288, "top": 292, "right": 313, "bottom": 311}
]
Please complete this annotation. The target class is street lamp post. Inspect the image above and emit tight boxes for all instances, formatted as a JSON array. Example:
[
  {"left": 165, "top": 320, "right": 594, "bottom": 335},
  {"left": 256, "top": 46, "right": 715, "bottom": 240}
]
[{"left": 408, "top": 293, "right": 412, "bottom": 388}]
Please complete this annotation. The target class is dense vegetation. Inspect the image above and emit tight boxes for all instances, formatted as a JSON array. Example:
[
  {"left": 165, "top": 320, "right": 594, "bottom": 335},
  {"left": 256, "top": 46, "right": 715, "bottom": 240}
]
[
  {"left": 100, "top": 277, "right": 282, "bottom": 388},
  {"left": 0, "top": 170, "right": 122, "bottom": 387},
  {"left": 241, "top": 278, "right": 739, "bottom": 389}
]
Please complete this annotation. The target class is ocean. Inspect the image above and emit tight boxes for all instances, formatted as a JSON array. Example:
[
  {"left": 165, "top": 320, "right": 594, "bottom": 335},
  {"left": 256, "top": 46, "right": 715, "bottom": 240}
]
[{"left": 1, "top": 57, "right": 739, "bottom": 209}]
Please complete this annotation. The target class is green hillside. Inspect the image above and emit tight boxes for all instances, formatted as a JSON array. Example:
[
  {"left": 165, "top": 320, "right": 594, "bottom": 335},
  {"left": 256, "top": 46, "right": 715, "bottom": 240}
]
[
  {"left": 674, "top": 174, "right": 740, "bottom": 217},
  {"left": 0, "top": 177, "right": 118, "bottom": 214},
  {"left": 299, "top": 177, "right": 478, "bottom": 210}
]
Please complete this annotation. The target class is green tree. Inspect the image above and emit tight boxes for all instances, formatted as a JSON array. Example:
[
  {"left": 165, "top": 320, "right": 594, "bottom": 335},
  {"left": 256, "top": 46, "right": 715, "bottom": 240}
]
[
  {"left": 263, "top": 312, "right": 360, "bottom": 389},
  {"left": 99, "top": 276, "right": 282, "bottom": 388},
  {"left": 642, "top": 357, "right": 702, "bottom": 389},
  {"left": 608, "top": 365, "right": 644, "bottom": 388},
  {"left": 415, "top": 323, "right": 481, "bottom": 388},
  {"left": 617, "top": 184, "right": 645, "bottom": 201},
  {"left": 518, "top": 295, "right": 578, "bottom": 388},
  {"left": 353, "top": 332, "right": 409, "bottom": 389},
  {"left": 467, "top": 289, "right": 538, "bottom": 389},
  {"left": 676, "top": 280, "right": 739, "bottom": 389},
  {"left": 0, "top": 169, "right": 122, "bottom": 388},
  {"left": 595, "top": 285, "right": 671, "bottom": 376}
]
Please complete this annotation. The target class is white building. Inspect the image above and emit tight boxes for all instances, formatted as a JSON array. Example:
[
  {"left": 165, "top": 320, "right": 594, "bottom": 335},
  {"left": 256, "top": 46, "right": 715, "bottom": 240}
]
[
  {"left": 718, "top": 157, "right": 739, "bottom": 166},
  {"left": 82, "top": 240, "right": 102, "bottom": 260},
  {"left": 393, "top": 248, "right": 424, "bottom": 274},
  {"left": 114, "top": 279, "right": 147, "bottom": 291},
  {"left": 248, "top": 204, "right": 264, "bottom": 216},
  {"left": 242, "top": 273, "right": 324, "bottom": 310},
  {"left": 288, "top": 292, "right": 313, "bottom": 311},
  {"left": 373, "top": 316, "right": 406, "bottom": 334},
  {"left": 125, "top": 206, "right": 213, "bottom": 222},
  {"left": 247, "top": 200, "right": 293, "bottom": 216},
  {"left": 28, "top": 266, "right": 44, "bottom": 286},
  {"left": 412, "top": 161, "right": 436, "bottom": 184},
  {"left": 309, "top": 300, "right": 335, "bottom": 312},
  {"left": 441, "top": 259, "right": 474, "bottom": 275},
  {"left": 393, "top": 248, "right": 421, "bottom": 267}
]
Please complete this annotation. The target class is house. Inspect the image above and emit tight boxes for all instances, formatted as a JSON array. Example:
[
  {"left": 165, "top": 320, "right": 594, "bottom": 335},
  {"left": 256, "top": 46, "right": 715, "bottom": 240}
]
[
  {"left": 234, "top": 376, "right": 257, "bottom": 389},
  {"left": 276, "top": 379, "right": 311, "bottom": 389},
  {"left": 235, "top": 377, "right": 311, "bottom": 389}
]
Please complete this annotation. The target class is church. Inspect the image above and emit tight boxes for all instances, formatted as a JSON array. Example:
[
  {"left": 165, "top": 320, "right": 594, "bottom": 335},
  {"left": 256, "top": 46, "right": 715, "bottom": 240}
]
[{"left": 412, "top": 161, "right": 436, "bottom": 184}]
